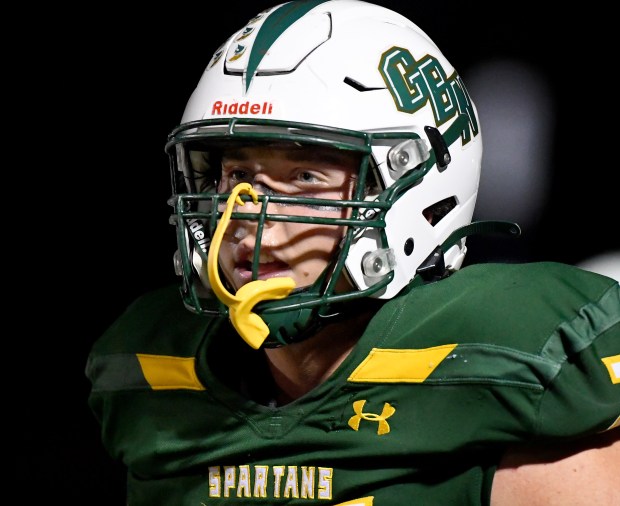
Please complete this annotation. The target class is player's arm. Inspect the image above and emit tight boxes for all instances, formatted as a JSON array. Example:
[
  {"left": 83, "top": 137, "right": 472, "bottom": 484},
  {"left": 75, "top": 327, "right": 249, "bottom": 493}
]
[{"left": 490, "top": 428, "right": 620, "bottom": 506}]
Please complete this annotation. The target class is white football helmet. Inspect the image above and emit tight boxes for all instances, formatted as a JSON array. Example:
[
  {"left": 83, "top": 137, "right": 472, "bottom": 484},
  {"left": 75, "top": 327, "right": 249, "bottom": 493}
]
[{"left": 166, "top": 0, "right": 512, "bottom": 347}]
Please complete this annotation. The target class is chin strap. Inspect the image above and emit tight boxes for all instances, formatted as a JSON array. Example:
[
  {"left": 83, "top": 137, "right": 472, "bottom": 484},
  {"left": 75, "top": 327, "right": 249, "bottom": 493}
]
[
  {"left": 207, "top": 183, "right": 296, "bottom": 349},
  {"left": 415, "top": 220, "right": 522, "bottom": 283},
  {"left": 442, "top": 220, "right": 521, "bottom": 251}
]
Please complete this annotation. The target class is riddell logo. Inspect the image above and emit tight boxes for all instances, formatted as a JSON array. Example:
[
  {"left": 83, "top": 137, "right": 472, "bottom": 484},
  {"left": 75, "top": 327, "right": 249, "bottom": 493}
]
[{"left": 211, "top": 100, "right": 273, "bottom": 115}]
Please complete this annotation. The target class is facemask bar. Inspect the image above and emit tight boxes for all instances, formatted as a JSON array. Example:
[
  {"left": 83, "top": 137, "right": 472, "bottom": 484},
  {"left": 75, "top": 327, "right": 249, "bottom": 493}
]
[{"left": 166, "top": 117, "right": 453, "bottom": 325}]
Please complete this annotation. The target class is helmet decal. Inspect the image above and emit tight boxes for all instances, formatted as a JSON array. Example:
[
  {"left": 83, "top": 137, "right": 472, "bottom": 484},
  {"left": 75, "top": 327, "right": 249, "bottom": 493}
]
[
  {"left": 187, "top": 218, "right": 210, "bottom": 255},
  {"left": 243, "top": 0, "right": 330, "bottom": 92},
  {"left": 211, "top": 100, "right": 274, "bottom": 116},
  {"left": 379, "top": 47, "right": 480, "bottom": 144},
  {"left": 235, "top": 27, "right": 255, "bottom": 41},
  {"left": 208, "top": 44, "right": 226, "bottom": 69},
  {"left": 229, "top": 44, "right": 247, "bottom": 62}
]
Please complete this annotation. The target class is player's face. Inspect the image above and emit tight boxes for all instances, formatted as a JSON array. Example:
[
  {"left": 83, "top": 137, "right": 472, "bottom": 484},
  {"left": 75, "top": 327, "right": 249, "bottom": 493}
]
[{"left": 216, "top": 144, "right": 359, "bottom": 291}]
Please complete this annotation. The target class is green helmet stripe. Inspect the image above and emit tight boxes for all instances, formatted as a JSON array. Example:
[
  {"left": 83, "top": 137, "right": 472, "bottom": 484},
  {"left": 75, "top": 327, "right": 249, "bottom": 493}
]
[{"left": 246, "top": 0, "right": 330, "bottom": 92}]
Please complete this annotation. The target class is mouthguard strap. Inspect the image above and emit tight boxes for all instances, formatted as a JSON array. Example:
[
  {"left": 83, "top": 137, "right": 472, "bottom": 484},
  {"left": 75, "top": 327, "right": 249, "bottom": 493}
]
[{"left": 207, "top": 183, "right": 296, "bottom": 349}]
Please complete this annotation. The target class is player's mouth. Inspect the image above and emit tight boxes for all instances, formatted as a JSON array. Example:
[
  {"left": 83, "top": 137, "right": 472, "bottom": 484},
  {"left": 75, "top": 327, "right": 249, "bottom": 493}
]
[{"left": 234, "top": 259, "right": 291, "bottom": 283}]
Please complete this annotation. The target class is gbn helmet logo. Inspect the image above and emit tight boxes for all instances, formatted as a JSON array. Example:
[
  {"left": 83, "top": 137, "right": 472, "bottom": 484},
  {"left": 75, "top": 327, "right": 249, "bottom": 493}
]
[{"left": 379, "top": 47, "right": 479, "bottom": 145}]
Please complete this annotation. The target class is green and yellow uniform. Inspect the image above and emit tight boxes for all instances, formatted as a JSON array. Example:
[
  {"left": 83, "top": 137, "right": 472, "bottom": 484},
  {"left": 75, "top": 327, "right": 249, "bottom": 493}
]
[{"left": 87, "top": 262, "right": 620, "bottom": 505}]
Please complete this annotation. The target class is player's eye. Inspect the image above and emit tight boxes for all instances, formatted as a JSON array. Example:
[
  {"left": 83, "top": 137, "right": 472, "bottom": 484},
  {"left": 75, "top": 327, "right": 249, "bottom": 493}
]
[
  {"left": 229, "top": 169, "right": 250, "bottom": 182},
  {"left": 297, "top": 171, "right": 320, "bottom": 183}
]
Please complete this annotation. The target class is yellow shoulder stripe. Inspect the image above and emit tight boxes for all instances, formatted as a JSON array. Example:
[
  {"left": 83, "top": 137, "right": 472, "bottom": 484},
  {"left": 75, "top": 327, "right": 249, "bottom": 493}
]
[
  {"left": 605, "top": 415, "right": 620, "bottom": 431},
  {"left": 136, "top": 353, "right": 206, "bottom": 391},
  {"left": 601, "top": 354, "right": 620, "bottom": 384},
  {"left": 334, "top": 497, "right": 374, "bottom": 506},
  {"left": 348, "top": 344, "right": 458, "bottom": 383}
]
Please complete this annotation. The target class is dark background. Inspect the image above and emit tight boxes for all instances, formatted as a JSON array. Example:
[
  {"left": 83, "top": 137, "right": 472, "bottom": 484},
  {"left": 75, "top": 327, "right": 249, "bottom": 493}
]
[{"left": 21, "top": 1, "right": 616, "bottom": 503}]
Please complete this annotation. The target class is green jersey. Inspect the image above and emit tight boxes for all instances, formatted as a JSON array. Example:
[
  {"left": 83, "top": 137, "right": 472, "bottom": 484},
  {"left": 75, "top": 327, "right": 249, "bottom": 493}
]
[{"left": 86, "top": 262, "right": 620, "bottom": 505}]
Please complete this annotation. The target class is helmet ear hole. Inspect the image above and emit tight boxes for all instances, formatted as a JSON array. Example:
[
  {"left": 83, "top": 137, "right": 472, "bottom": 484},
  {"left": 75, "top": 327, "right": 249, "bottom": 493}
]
[{"left": 423, "top": 196, "right": 457, "bottom": 226}]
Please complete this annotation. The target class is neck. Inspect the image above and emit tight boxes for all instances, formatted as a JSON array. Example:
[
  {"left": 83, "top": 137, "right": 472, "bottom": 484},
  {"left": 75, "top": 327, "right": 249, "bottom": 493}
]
[{"left": 263, "top": 310, "right": 372, "bottom": 405}]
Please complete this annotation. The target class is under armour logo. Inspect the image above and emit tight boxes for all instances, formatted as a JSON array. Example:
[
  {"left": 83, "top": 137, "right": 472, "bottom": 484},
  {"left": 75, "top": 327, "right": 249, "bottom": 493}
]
[{"left": 348, "top": 400, "right": 395, "bottom": 435}]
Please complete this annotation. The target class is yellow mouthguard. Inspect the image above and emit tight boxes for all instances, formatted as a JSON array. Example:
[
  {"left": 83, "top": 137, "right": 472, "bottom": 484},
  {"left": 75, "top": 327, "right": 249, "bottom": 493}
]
[{"left": 207, "top": 183, "right": 296, "bottom": 349}]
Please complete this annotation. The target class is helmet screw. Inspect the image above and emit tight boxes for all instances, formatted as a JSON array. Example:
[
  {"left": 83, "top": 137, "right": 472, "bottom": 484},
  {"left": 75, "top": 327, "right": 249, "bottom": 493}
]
[{"left": 373, "top": 257, "right": 384, "bottom": 273}]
